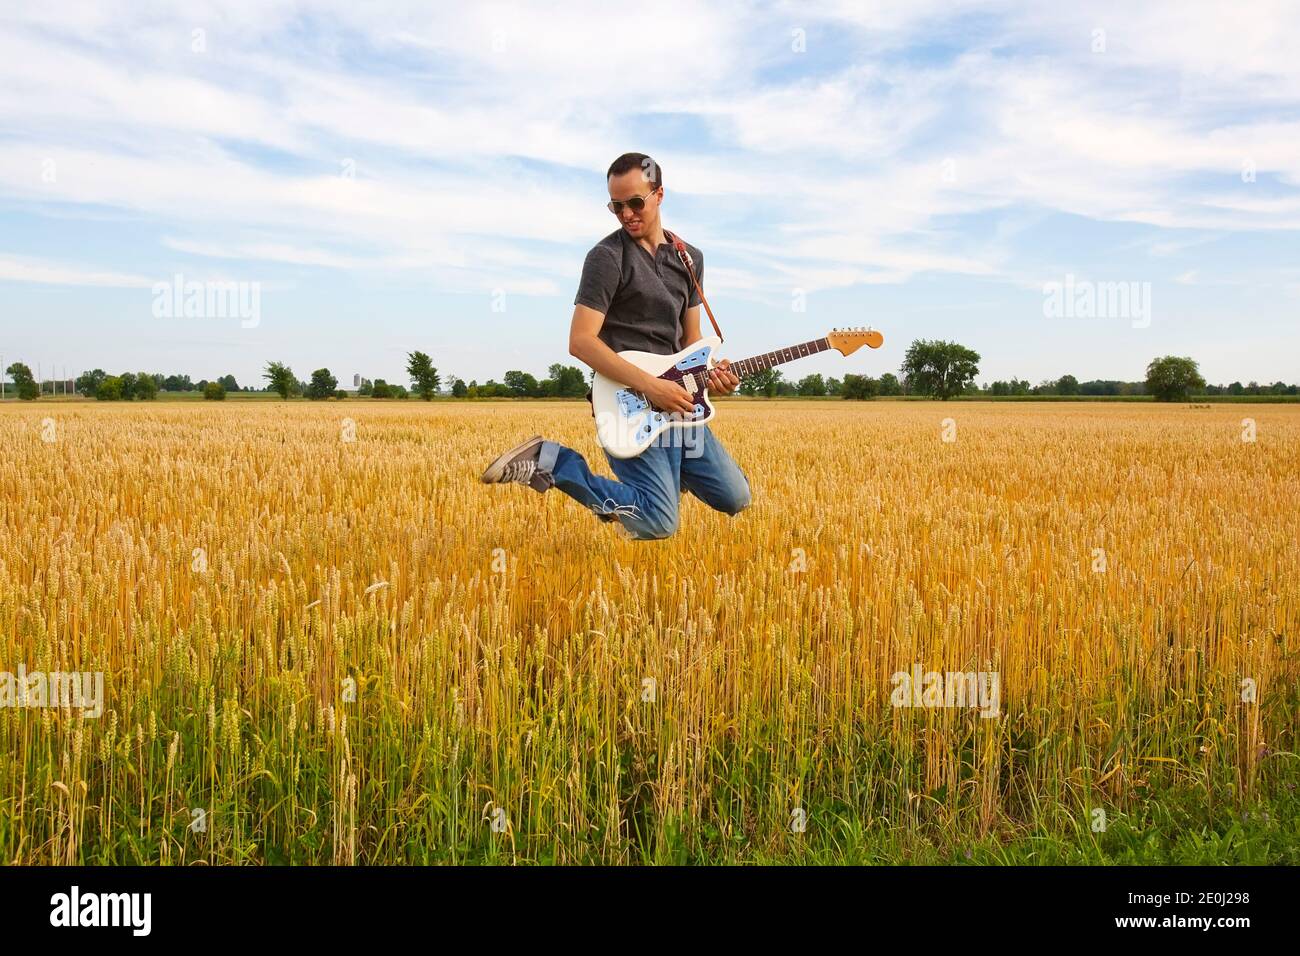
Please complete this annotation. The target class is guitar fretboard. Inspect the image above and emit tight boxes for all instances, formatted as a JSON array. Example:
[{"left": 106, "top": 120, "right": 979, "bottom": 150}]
[{"left": 730, "top": 339, "right": 830, "bottom": 378}]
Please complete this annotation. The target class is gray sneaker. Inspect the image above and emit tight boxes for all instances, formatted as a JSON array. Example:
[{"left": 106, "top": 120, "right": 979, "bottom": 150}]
[{"left": 480, "top": 435, "right": 552, "bottom": 493}]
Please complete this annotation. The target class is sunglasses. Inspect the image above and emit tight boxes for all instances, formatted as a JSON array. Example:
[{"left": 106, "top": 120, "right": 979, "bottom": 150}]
[{"left": 606, "top": 189, "right": 658, "bottom": 215}]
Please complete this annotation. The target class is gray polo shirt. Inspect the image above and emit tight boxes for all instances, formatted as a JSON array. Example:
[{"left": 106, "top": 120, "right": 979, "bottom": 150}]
[{"left": 574, "top": 228, "right": 704, "bottom": 356}]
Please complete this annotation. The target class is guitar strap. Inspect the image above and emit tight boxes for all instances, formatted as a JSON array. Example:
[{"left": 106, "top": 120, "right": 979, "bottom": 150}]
[{"left": 665, "top": 229, "right": 724, "bottom": 343}]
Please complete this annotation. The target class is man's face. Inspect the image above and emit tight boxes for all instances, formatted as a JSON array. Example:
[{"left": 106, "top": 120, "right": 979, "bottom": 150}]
[{"left": 607, "top": 168, "right": 662, "bottom": 239}]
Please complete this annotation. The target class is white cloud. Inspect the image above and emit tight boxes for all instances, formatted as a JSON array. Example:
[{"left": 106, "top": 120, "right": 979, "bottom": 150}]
[
  {"left": 0, "top": 255, "right": 153, "bottom": 288},
  {"left": 0, "top": 0, "right": 1297, "bottom": 318}
]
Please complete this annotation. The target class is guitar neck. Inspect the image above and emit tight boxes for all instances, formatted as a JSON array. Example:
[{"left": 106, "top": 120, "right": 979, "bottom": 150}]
[{"left": 730, "top": 338, "right": 830, "bottom": 378}]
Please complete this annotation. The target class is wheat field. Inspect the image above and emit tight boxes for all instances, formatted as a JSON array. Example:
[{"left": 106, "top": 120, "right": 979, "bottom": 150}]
[{"left": 1, "top": 400, "right": 1296, "bottom": 864}]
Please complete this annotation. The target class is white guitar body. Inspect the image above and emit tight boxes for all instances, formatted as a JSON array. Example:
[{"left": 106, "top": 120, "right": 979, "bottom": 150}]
[{"left": 593, "top": 336, "right": 721, "bottom": 459}]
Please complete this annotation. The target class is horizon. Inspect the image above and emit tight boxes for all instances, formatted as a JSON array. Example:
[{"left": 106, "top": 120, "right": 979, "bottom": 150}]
[
  {"left": 4, "top": 352, "right": 1296, "bottom": 396},
  {"left": 2, "top": 3, "right": 1298, "bottom": 386}
]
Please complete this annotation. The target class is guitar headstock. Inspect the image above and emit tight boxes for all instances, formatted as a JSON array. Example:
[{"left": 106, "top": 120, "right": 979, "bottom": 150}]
[{"left": 827, "top": 326, "right": 884, "bottom": 356}]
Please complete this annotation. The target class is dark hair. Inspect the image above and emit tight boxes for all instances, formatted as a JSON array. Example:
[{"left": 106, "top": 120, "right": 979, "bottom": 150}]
[{"left": 607, "top": 152, "right": 662, "bottom": 190}]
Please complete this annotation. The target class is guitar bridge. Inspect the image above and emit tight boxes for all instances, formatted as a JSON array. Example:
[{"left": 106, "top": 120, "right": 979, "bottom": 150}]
[{"left": 617, "top": 389, "right": 649, "bottom": 416}]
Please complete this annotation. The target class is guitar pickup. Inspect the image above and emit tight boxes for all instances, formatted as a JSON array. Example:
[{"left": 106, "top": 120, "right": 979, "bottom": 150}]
[{"left": 674, "top": 348, "right": 710, "bottom": 371}]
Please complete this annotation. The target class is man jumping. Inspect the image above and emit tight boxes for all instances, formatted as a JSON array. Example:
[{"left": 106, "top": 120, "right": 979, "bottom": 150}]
[{"left": 480, "top": 152, "right": 752, "bottom": 540}]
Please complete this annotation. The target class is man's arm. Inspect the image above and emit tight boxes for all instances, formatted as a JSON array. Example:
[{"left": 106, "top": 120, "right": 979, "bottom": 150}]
[
  {"left": 571, "top": 245, "right": 662, "bottom": 392},
  {"left": 569, "top": 304, "right": 657, "bottom": 390},
  {"left": 569, "top": 305, "right": 696, "bottom": 413},
  {"left": 678, "top": 304, "right": 702, "bottom": 350}
]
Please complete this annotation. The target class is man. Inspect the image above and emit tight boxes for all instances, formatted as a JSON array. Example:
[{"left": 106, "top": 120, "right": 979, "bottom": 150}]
[{"left": 480, "top": 152, "right": 751, "bottom": 540}]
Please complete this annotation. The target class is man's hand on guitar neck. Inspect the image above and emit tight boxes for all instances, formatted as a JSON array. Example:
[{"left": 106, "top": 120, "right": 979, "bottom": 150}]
[{"left": 707, "top": 358, "right": 740, "bottom": 396}]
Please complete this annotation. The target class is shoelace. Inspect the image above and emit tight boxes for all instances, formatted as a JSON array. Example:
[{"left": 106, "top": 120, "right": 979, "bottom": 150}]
[
  {"left": 501, "top": 458, "right": 537, "bottom": 484},
  {"left": 591, "top": 498, "right": 641, "bottom": 520}
]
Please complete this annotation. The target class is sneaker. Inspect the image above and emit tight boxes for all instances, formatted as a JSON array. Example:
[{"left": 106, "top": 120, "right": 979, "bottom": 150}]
[{"left": 480, "top": 435, "right": 552, "bottom": 493}]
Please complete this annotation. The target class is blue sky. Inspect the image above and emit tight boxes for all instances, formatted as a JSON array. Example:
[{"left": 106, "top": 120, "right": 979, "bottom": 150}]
[{"left": 1, "top": 0, "right": 1298, "bottom": 389}]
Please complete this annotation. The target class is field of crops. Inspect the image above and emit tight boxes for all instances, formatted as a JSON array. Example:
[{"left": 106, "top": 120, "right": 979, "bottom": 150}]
[{"left": 1, "top": 400, "right": 1296, "bottom": 864}]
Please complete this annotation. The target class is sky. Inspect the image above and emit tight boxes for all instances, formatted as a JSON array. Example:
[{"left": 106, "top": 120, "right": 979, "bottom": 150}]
[{"left": 1, "top": 0, "right": 1298, "bottom": 390}]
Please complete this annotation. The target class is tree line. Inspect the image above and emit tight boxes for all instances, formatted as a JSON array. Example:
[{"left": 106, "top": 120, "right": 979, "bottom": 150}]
[
  {"left": 1, "top": 364, "right": 250, "bottom": 400},
  {"left": 6, "top": 342, "right": 1297, "bottom": 404},
  {"left": 887, "top": 343, "right": 1296, "bottom": 402}
]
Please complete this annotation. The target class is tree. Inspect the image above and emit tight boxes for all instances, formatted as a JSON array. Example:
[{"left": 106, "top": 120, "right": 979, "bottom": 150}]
[
  {"left": 739, "top": 368, "right": 782, "bottom": 398},
  {"left": 134, "top": 373, "right": 159, "bottom": 400},
  {"left": 452, "top": 378, "right": 468, "bottom": 398},
  {"left": 544, "top": 364, "right": 588, "bottom": 398},
  {"left": 877, "top": 372, "right": 902, "bottom": 397},
  {"left": 264, "top": 361, "right": 295, "bottom": 399},
  {"left": 305, "top": 368, "right": 338, "bottom": 400},
  {"left": 358, "top": 380, "right": 373, "bottom": 397},
  {"left": 901, "top": 339, "right": 981, "bottom": 400},
  {"left": 504, "top": 370, "right": 540, "bottom": 397},
  {"left": 219, "top": 374, "right": 239, "bottom": 393},
  {"left": 371, "top": 379, "right": 393, "bottom": 399},
  {"left": 841, "top": 374, "right": 880, "bottom": 400},
  {"left": 406, "top": 351, "right": 440, "bottom": 400},
  {"left": 825, "top": 377, "right": 842, "bottom": 396},
  {"left": 204, "top": 381, "right": 226, "bottom": 401},
  {"left": 1056, "top": 374, "right": 1079, "bottom": 396},
  {"left": 75, "top": 369, "right": 107, "bottom": 397},
  {"left": 119, "top": 372, "right": 138, "bottom": 400},
  {"left": 1145, "top": 356, "right": 1205, "bottom": 402},
  {"left": 96, "top": 376, "right": 123, "bottom": 401},
  {"left": 797, "top": 373, "right": 827, "bottom": 396},
  {"left": 6, "top": 362, "right": 39, "bottom": 400}
]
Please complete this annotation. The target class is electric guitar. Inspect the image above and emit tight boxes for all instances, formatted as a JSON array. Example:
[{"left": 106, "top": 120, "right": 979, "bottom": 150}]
[{"left": 593, "top": 327, "right": 884, "bottom": 458}]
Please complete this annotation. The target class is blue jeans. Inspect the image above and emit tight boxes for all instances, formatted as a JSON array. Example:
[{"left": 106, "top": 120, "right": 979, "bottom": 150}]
[{"left": 537, "top": 425, "right": 751, "bottom": 540}]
